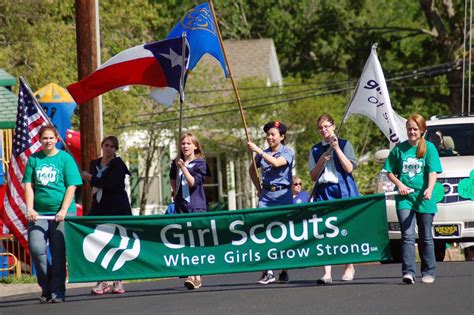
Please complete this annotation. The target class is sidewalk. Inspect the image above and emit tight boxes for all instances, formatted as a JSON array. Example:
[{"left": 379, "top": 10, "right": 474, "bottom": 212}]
[{"left": 0, "top": 282, "right": 91, "bottom": 298}]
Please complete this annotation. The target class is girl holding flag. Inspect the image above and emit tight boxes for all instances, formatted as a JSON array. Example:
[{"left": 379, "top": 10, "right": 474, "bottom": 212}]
[
  {"left": 169, "top": 132, "right": 210, "bottom": 289},
  {"left": 308, "top": 114, "right": 359, "bottom": 284},
  {"left": 383, "top": 114, "right": 442, "bottom": 284},
  {"left": 248, "top": 121, "right": 294, "bottom": 284}
]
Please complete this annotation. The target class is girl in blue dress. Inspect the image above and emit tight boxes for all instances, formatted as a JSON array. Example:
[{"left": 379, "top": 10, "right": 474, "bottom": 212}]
[
  {"left": 308, "top": 114, "right": 359, "bottom": 284},
  {"left": 248, "top": 121, "right": 294, "bottom": 284},
  {"left": 170, "top": 132, "right": 209, "bottom": 289}
]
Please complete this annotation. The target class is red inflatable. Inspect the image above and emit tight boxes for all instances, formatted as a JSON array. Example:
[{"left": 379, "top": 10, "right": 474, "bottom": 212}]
[{"left": 66, "top": 129, "right": 81, "bottom": 165}]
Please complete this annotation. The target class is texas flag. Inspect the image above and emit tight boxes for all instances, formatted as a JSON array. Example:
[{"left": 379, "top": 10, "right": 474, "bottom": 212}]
[{"left": 67, "top": 37, "right": 189, "bottom": 105}]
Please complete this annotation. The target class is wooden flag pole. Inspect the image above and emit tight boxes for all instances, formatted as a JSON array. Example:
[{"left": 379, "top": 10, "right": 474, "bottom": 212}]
[{"left": 208, "top": 0, "right": 261, "bottom": 191}]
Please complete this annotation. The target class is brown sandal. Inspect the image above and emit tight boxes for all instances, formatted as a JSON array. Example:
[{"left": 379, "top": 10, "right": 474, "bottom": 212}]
[{"left": 193, "top": 279, "right": 202, "bottom": 289}]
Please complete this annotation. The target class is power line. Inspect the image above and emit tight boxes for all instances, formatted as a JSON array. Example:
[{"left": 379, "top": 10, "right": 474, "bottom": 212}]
[
  {"left": 123, "top": 86, "right": 353, "bottom": 129},
  {"left": 183, "top": 61, "right": 458, "bottom": 94},
  {"left": 135, "top": 81, "right": 356, "bottom": 117},
  {"left": 122, "top": 82, "right": 462, "bottom": 130},
  {"left": 135, "top": 60, "right": 460, "bottom": 119}
]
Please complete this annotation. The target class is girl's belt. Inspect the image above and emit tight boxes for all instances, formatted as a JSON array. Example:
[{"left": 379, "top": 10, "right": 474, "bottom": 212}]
[{"left": 262, "top": 184, "right": 290, "bottom": 192}]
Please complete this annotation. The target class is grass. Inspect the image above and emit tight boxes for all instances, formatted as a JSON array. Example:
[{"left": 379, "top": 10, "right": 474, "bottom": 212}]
[{"left": 0, "top": 275, "right": 37, "bottom": 284}]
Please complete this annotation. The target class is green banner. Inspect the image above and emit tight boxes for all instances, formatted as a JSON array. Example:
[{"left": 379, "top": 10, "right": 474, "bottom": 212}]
[{"left": 65, "top": 194, "right": 390, "bottom": 283}]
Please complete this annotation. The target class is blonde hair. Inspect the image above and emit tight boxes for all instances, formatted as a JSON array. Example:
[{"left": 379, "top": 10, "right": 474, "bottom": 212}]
[
  {"left": 407, "top": 114, "right": 427, "bottom": 159},
  {"left": 293, "top": 175, "right": 302, "bottom": 183},
  {"left": 180, "top": 133, "right": 205, "bottom": 159}
]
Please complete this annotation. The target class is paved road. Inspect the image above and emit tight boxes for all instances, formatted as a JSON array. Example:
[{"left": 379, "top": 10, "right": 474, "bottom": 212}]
[{"left": 0, "top": 262, "right": 472, "bottom": 315}]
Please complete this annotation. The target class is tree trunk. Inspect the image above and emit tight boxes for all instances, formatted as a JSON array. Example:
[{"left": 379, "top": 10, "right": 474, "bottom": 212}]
[
  {"left": 139, "top": 131, "right": 158, "bottom": 215},
  {"left": 446, "top": 69, "right": 464, "bottom": 114}
]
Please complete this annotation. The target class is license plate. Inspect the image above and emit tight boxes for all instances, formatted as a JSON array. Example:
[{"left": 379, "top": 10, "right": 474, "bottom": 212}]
[{"left": 433, "top": 224, "right": 461, "bottom": 238}]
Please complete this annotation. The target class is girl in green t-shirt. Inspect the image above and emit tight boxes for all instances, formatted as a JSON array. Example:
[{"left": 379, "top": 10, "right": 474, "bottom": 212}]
[
  {"left": 24, "top": 125, "right": 82, "bottom": 303},
  {"left": 383, "top": 114, "right": 442, "bottom": 285}
]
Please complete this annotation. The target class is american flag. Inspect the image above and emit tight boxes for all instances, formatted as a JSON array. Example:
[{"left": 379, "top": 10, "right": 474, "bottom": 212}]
[{"left": 2, "top": 80, "right": 47, "bottom": 250}]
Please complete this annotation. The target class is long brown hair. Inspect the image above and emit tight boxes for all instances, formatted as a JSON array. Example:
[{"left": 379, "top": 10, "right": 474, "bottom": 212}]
[
  {"left": 180, "top": 133, "right": 205, "bottom": 159},
  {"left": 101, "top": 136, "right": 119, "bottom": 151},
  {"left": 407, "top": 114, "right": 427, "bottom": 159}
]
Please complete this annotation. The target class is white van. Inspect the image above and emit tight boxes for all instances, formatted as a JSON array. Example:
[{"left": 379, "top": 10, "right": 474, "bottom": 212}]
[{"left": 374, "top": 114, "right": 474, "bottom": 262}]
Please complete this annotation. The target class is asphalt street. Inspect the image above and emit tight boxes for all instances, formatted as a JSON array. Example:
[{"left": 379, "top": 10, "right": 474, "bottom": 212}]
[{"left": 0, "top": 261, "right": 472, "bottom": 315}]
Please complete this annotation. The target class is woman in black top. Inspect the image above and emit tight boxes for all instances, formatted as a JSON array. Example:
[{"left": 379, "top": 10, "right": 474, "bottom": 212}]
[{"left": 81, "top": 135, "right": 131, "bottom": 295}]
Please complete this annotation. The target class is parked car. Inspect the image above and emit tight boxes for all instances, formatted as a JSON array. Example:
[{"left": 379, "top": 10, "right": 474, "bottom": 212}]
[{"left": 374, "top": 114, "right": 474, "bottom": 262}]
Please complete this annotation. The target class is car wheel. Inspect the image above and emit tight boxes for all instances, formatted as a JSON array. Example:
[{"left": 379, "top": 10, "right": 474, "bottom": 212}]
[
  {"left": 434, "top": 240, "right": 446, "bottom": 262},
  {"left": 464, "top": 246, "right": 474, "bottom": 261}
]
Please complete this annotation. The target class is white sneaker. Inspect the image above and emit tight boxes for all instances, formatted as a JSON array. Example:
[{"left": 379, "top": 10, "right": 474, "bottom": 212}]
[
  {"left": 257, "top": 272, "right": 276, "bottom": 285},
  {"left": 91, "top": 281, "right": 111, "bottom": 294},
  {"left": 402, "top": 274, "right": 415, "bottom": 284},
  {"left": 421, "top": 276, "right": 435, "bottom": 284}
]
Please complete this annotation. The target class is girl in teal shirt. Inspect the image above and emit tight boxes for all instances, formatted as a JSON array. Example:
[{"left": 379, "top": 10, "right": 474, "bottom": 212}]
[
  {"left": 383, "top": 114, "right": 442, "bottom": 285},
  {"left": 24, "top": 125, "right": 82, "bottom": 303}
]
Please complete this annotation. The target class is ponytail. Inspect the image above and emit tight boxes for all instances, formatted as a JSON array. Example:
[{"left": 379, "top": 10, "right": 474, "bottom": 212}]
[{"left": 417, "top": 137, "right": 426, "bottom": 159}]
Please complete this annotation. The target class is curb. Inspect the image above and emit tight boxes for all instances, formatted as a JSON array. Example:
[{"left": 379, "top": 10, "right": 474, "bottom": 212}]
[{"left": 0, "top": 282, "right": 92, "bottom": 298}]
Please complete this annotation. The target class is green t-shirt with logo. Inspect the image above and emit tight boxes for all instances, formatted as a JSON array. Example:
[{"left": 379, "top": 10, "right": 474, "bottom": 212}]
[
  {"left": 23, "top": 150, "right": 82, "bottom": 215},
  {"left": 383, "top": 140, "right": 442, "bottom": 213}
]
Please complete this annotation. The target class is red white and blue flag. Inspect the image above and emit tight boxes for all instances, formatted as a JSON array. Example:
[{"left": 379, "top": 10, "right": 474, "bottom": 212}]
[
  {"left": 67, "top": 37, "right": 189, "bottom": 105},
  {"left": 2, "top": 80, "right": 47, "bottom": 249}
]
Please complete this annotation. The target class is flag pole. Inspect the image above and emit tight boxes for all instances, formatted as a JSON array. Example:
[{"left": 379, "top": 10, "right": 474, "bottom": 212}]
[
  {"left": 208, "top": 0, "right": 261, "bottom": 191},
  {"left": 19, "top": 77, "right": 75, "bottom": 159},
  {"left": 178, "top": 33, "right": 188, "bottom": 147}
]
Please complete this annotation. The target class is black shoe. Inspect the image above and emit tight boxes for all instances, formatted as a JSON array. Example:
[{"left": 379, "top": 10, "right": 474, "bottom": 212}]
[
  {"left": 39, "top": 295, "right": 51, "bottom": 304},
  {"left": 316, "top": 277, "right": 333, "bottom": 285},
  {"left": 51, "top": 297, "right": 64, "bottom": 303},
  {"left": 278, "top": 271, "right": 289, "bottom": 283}
]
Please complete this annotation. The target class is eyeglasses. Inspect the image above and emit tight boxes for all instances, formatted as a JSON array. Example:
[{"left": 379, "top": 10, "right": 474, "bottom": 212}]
[
  {"left": 318, "top": 124, "right": 333, "bottom": 130},
  {"left": 293, "top": 183, "right": 302, "bottom": 186}
]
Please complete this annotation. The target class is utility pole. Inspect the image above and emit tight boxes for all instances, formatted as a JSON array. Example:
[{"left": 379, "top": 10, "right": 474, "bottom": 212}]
[{"left": 74, "top": 0, "right": 101, "bottom": 214}]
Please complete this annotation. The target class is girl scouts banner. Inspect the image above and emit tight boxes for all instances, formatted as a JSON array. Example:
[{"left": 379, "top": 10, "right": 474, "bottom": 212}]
[{"left": 65, "top": 194, "right": 390, "bottom": 283}]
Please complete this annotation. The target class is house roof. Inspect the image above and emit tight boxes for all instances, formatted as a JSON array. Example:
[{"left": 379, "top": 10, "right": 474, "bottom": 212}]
[
  {"left": 197, "top": 38, "right": 282, "bottom": 85},
  {"left": 0, "top": 87, "right": 17, "bottom": 129},
  {"left": 0, "top": 69, "right": 16, "bottom": 87}
]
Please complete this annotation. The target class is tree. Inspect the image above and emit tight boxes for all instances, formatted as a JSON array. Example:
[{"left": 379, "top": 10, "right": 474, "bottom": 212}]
[
  {"left": 1, "top": 0, "right": 468, "bottom": 206},
  {"left": 418, "top": 0, "right": 468, "bottom": 113}
]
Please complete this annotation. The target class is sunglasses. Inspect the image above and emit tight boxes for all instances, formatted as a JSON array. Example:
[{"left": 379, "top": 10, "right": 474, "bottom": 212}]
[{"left": 293, "top": 183, "right": 302, "bottom": 186}]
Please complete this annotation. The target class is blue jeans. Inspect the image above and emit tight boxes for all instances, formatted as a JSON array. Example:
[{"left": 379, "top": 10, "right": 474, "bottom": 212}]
[
  {"left": 28, "top": 219, "right": 66, "bottom": 300},
  {"left": 397, "top": 210, "right": 436, "bottom": 277}
]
